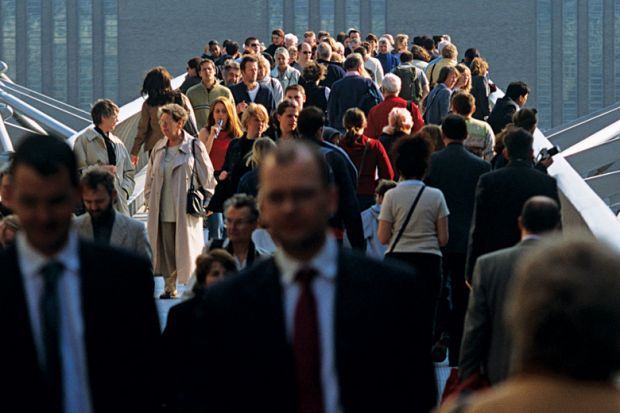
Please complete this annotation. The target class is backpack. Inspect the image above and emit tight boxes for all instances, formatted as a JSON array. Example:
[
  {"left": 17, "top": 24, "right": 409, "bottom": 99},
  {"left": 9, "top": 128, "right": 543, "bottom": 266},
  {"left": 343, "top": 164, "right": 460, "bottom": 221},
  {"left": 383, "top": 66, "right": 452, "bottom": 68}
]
[
  {"left": 394, "top": 65, "right": 423, "bottom": 107},
  {"left": 357, "top": 81, "right": 383, "bottom": 115}
]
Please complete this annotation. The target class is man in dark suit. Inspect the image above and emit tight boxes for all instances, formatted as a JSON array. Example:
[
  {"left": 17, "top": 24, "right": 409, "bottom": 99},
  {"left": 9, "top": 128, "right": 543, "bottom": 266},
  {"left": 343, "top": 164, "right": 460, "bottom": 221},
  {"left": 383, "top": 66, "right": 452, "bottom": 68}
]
[
  {"left": 486, "top": 81, "right": 529, "bottom": 134},
  {"left": 459, "top": 196, "right": 561, "bottom": 384},
  {"left": 177, "top": 141, "right": 437, "bottom": 412},
  {"left": 230, "top": 54, "right": 276, "bottom": 115},
  {"left": 425, "top": 114, "right": 490, "bottom": 366},
  {"left": 0, "top": 135, "right": 161, "bottom": 412},
  {"left": 465, "top": 127, "right": 559, "bottom": 282}
]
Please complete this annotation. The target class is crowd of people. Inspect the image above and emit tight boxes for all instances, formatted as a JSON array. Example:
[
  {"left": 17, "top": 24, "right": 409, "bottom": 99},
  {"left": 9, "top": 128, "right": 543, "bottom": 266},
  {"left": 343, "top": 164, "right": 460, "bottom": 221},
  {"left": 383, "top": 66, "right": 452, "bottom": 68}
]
[{"left": 0, "top": 26, "right": 619, "bottom": 413}]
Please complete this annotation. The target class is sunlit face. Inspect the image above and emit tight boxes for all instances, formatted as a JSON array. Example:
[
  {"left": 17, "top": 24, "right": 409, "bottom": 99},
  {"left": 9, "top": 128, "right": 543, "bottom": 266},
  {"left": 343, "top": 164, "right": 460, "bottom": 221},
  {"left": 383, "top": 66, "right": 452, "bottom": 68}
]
[
  {"left": 456, "top": 71, "right": 470, "bottom": 89},
  {"left": 445, "top": 71, "right": 459, "bottom": 89},
  {"left": 285, "top": 90, "right": 305, "bottom": 108},
  {"left": 225, "top": 68, "right": 241, "bottom": 86},
  {"left": 367, "top": 39, "right": 377, "bottom": 54},
  {"left": 272, "top": 34, "right": 283, "bottom": 46},
  {"left": 159, "top": 112, "right": 183, "bottom": 138},
  {"left": 246, "top": 115, "right": 268, "bottom": 138},
  {"left": 288, "top": 49, "right": 298, "bottom": 64},
  {"left": 248, "top": 40, "right": 261, "bottom": 54},
  {"left": 8, "top": 165, "right": 80, "bottom": 256},
  {"left": 299, "top": 44, "right": 313, "bottom": 63},
  {"left": 379, "top": 40, "right": 388, "bottom": 54},
  {"left": 276, "top": 53, "right": 288, "bottom": 69},
  {"left": 278, "top": 107, "right": 299, "bottom": 135},
  {"left": 211, "top": 102, "right": 229, "bottom": 125},
  {"left": 209, "top": 44, "right": 221, "bottom": 57},
  {"left": 82, "top": 183, "right": 114, "bottom": 221},
  {"left": 98, "top": 112, "right": 118, "bottom": 133},
  {"left": 200, "top": 62, "right": 216, "bottom": 83},
  {"left": 243, "top": 62, "right": 258, "bottom": 84},
  {"left": 257, "top": 63, "right": 269, "bottom": 81}
]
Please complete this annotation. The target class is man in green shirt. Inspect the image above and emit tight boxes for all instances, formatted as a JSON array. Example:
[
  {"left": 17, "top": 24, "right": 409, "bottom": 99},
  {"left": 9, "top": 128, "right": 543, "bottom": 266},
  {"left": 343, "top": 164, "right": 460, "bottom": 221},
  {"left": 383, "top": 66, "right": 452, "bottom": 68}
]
[{"left": 186, "top": 59, "right": 234, "bottom": 130}]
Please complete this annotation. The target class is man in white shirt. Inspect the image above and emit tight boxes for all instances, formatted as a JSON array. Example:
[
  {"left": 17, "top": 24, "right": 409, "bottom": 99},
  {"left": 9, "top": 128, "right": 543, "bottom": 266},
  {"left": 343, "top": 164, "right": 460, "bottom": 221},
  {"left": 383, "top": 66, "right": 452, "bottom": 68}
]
[
  {"left": 177, "top": 141, "right": 437, "bottom": 412},
  {"left": 0, "top": 134, "right": 161, "bottom": 412}
]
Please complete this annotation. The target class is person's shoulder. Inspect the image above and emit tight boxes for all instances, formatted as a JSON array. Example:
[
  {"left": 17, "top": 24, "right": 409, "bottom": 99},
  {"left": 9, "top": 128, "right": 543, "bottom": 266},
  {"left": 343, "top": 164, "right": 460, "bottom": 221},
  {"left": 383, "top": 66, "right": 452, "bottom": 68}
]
[
  {"left": 115, "top": 213, "right": 146, "bottom": 230},
  {"left": 186, "top": 82, "right": 203, "bottom": 97},
  {"left": 339, "top": 248, "right": 418, "bottom": 285},
  {"left": 79, "top": 239, "right": 149, "bottom": 269}
]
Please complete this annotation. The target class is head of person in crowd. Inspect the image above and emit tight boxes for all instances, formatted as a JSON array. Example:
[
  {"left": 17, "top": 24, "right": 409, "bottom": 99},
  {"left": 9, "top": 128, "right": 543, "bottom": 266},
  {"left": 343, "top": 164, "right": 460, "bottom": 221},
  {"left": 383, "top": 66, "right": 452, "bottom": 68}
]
[
  {"left": 186, "top": 56, "right": 202, "bottom": 79},
  {"left": 411, "top": 45, "right": 431, "bottom": 63},
  {"left": 343, "top": 53, "right": 365, "bottom": 75},
  {"left": 141, "top": 66, "right": 175, "bottom": 106},
  {"left": 193, "top": 249, "right": 237, "bottom": 291},
  {"left": 302, "top": 61, "right": 326, "bottom": 86},
  {"left": 342, "top": 108, "right": 367, "bottom": 145},
  {"left": 470, "top": 57, "right": 489, "bottom": 77},
  {"left": 421, "top": 36, "right": 436, "bottom": 57},
  {"left": 261, "top": 52, "right": 275, "bottom": 70},
  {"left": 441, "top": 43, "right": 458, "bottom": 61},
  {"left": 80, "top": 167, "right": 117, "bottom": 223},
  {"left": 393, "top": 135, "right": 432, "bottom": 180},
  {"left": 258, "top": 140, "right": 336, "bottom": 261},
  {"left": 284, "top": 84, "right": 307, "bottom": 109},
  {"left": 91, "top": 98, "right": 119, "bottom": 133},
  {"left": 303, "top": 31, "right": 317, "bottom": 47},
  {"left": 417, "top": 124, "right": 444, "bottom": 152},
  {"left": 441, "top": 113, "right": 468, "bottom": 144},
  {"left": 395, "top": 34, "right": 409, "bottom": 53},
  {"left": 222, "top": 59, "right": 241, "bottom": 87},
  {"left": 241, "top": 103, "right": 269, "bottom": 139},
  {"left": 271, "top": 28, "right": 285, "bottom": 47},
  {"left": 0, "top": 214, "right": 20, "bottom": 248},
  {"left": 8, "top": 135, "right": 80, "bottom": 256},
  {"left": 506, "top": 81, "right": 530, "bottom": 107},
  {"left": 245, "top": 136, "right": 277, "bottom": 169},
  {"left": 224, "top": 192, "right": 259, "bottom": 249},
  {"left": 518, "top": 196, "right": 561, "bottom": 239},
  {"left": 336, "top": 31, "right": 347, "bottom": 43},
  {"left": 333, "top": 42, "right": 346, "bottom": 62},
  {"left": 206, "top": 96, "right": 244, "bottom": 138},
  {"left": 256, "top": 56, "right": 272, "bottom": 82},
  {"left": 208, "top": 40, "right": 221, "bottom": 58},
  {"left": 275, "top": 99, "right": 300, "bottom": 139},
  {"left": 438, "top": 65, "right": 459, "bottom": 89},
  {"left": 318, "top": 31, "right": 330, "bottom": 42},
  {"left": 240, "top": 55, "right": 259, "bottom": 87},
  {"left": 348, "top": 28, "right": 361, "bottom": 42},
  {"left": 454, "top": 63, "right": 472, "bottom": 93},
  {"left": 274, "top": 47, "right": 290, "bottom": 72},
  {"left": 506, "top": 236, "right": 620, "bottom": 382},
  {"left": 297, "top": 42, "right": 313, "bottom": 66},
  {"left": 244, "top": 37, "right": 261, "bottom": 55},
  {"left": 350, "top": 38, "right": 364, "bottom": 54},
  {"left": 381, "top": 73, "right": 402, "bottom": 98},
  {"left": 158, "top": 103, "right": 188, "bottom": 142},
  {"left": 365, "top": 33, "right": 378, "bottom": 55},
  {"left": 504, "top": 127, "right": 534, "bottom": 162},
  {"left": 399, "top": 50, "right": 414, "bottom": 65},
  {"left": 374, "top": 179, "right": 397, "bottom": 206},
  {"left": 199, "top": 59, "right": 217, "bottom": 87},
  {"left": 463, "top": 48, "right": 481, "bottom": 65},
  {"left": 284, "top": 33, "right": 298, "bottom": 49},
  {"left": 0, "top": 168, "right": 12, "bottom": 212},
  {"left": 383, "top": 107, "right": 413, "bottom": 136},
  {"left": 378, "top": 37, "right": 393, "bottom": 55},
  {"left": 316, "top": 42, "right": 332, "bottom": 62},
  {"left": 450, "top": 91, "right": 476, "bottom": 119},
  {"left": 382, "top": 33, "right": 395, "bottom": 46},
  {"left": 225, "top": 41, "right": 240, "bottom": 58},
  {"left": 513, "top": 107, "right": 538, "bottom": 134},
  {"left": 297, "top": 106, "right": 325, "bottom": 142},
  {"left": 287, "top": 45, "right": 299, "bottom": 66}
]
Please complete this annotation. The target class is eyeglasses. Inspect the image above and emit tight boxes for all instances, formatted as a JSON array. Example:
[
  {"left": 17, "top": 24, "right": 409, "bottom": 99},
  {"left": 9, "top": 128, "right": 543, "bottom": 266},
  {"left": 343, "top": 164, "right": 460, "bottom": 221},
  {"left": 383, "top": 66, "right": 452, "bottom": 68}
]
[
  {"left": 250, "top": 43, "right": 260, "bottom": 47},
  {"left": 301, "top": 51, "right": 312, "bottom": 55}
]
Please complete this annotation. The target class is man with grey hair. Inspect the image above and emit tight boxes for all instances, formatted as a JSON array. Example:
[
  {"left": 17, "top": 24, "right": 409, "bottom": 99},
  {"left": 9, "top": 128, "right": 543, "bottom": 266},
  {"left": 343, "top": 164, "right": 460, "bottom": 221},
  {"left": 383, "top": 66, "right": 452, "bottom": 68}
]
[
  {"left": 327, "top": 53, "right": 383, "bottom": 132},
  {"left": 315, "top": 41, "right": 345, "bottom": 88},
  {"left": 366, "top": 73, "right": 424, "bottom": 138}
]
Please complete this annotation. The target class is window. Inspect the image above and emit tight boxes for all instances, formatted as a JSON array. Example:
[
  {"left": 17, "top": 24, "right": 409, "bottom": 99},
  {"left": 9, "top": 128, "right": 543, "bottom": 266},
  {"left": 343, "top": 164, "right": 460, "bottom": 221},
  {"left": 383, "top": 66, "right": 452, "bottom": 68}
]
[
  {"left": 52, "top": 0, "right": 67, "bottom": 101},
  {"left": 345, "top": 0, "right": 360, "bottom": 32},
  {"left": 26, "top": 0, "right": 42, "bottom": 90},
  {"left": 370, "top": 0, "right": 385, "bottom": 36},
  {"left": 320, "top": 0, "right": 335, "bottom": 33},
  {"left": 536, "top": 0, "right": 552, "bottom": 130},
  {"left": 103, "top": 0, "right": 118, "bottom": 100},
  {"left": 78, "top": 0, "right": 93, "bottom": 109},
  {"left": 562, "top": 0, "right": 577, "bottom": 123},
  {"left": 1, "top": 0, "right": 16, "bottom": 79},
  {"left": 294, "top": 0, "right": 309, "bottom": 38},
  {"left": 589, "top": 0, "right": 603, "bottom": 112}
]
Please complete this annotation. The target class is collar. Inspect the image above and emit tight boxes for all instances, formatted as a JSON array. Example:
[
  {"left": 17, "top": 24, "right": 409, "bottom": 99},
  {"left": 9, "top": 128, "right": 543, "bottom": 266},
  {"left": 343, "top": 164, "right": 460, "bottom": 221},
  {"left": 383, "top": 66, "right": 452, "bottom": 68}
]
[
  {"left": 507, "top": 159, "right": 533, "bottom": 168},
  {"left": 94, "top": 126, "right": 110, "bottom": 140},
  {"left": 154, "top": 132, "right": 193, "bottom": 154},
  {"left": 344, "top": 71, "right": 361, "bottom": 78},
  {"left": 521, "top": 234, "right": 542, "bottom": 242},
  {"left": 398, "top": 179, "right": 424, "bottom": 186},
  {"left": 17, "top": 230, "right": 80, "bottom": 280},
  {"left": 201, "top": 79, "right": 219, "bottom": 91},
  {"left": 275, "top": 235, "right": 338, "bottom": 286}
]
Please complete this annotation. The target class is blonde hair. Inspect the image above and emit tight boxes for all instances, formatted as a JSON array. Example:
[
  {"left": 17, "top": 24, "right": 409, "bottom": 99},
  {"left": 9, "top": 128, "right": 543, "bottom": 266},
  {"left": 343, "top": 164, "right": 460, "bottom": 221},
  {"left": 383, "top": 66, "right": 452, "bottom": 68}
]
[
  {"left": 241, "top": 103, "right": 269, "bottom": 131},
  {"left": 383, "top": 107, "right": 412, "bottom": 135},
  {"left": 455, "top": 63, "right": 472, "bottom": 93},
  {"left": 206, "top": 96, "right": 243, "bottom": 138},
  {"left": 470, "top": 57, "right": 489, "bottom": 76},
  {"left": 245, "top": 137, "right": 277, "bottom": 168}
]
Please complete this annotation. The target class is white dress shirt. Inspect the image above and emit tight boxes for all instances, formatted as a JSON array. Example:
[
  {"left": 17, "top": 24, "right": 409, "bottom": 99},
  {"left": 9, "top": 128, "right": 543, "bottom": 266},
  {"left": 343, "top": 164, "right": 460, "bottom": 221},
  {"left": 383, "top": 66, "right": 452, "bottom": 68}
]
[
  {"left": 275, "top": 236, "right": 343, "bottom": 413},
  {"left": 17, "top": 231, "right": 93, "bottom": 413}
]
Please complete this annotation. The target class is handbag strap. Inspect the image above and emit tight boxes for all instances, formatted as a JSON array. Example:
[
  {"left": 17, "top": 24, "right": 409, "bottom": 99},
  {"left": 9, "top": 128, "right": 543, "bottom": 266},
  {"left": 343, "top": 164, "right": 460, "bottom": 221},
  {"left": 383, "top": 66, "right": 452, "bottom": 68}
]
[
  {"left": 189, "top": 138, "right": 198, "bottom": 191},
  {"left": 387, "top": 185, "right": 426, "bottom": 254}
]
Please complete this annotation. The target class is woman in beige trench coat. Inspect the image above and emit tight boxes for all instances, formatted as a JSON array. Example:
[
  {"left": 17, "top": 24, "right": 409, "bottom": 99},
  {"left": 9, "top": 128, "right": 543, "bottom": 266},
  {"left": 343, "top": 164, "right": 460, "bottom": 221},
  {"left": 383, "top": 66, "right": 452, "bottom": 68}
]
[{"left": 145, "top": 103, "right": 216, "bottom": 298}]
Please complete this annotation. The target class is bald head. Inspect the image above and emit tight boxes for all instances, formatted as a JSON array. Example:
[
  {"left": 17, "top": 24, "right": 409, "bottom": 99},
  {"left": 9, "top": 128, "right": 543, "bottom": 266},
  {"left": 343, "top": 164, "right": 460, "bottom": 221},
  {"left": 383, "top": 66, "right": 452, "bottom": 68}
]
[{"left": 519, "top": 196, "right": 561, "bottom": 236}]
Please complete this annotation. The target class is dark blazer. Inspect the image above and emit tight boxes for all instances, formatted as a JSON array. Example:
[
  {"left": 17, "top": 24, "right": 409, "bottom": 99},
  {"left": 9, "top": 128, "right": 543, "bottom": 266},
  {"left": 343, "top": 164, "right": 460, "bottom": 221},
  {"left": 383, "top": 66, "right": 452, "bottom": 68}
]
[
  {"left": 487, "top": 95, "right": 519, "bottom": 134},
  {"left": 230, "top": 82, "right": 276, "bottom": 113},
  {"left": 425, "top": 143, "right": 491, "bottom": 253},
  {"left": 327, "top": 74, "right": 383, "bottom": 132},
  {"left": 316, "top": 58, "right": 346, "bottom": 88},
  {"left": 459, "top": 238, "right": 538, "bottom": 384},
  {"left": 0, "top": 240, "right": 161, "bottom": 412},
  {"left": 176, "top": 250, "right": 437, "bottom": 413},
  {"left": 465, "top": 160, "right": 559, "bottom": 280}
]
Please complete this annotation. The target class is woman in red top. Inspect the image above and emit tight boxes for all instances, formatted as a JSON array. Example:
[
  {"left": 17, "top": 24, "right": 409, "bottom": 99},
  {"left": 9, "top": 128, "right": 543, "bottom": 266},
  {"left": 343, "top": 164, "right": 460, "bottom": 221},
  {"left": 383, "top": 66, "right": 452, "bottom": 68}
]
[
  {"left": 339, "top": 108, "right": 394, "bottom": 211},
  {"left": 199, "top": 96, "right": 243, "bottom": 174}
]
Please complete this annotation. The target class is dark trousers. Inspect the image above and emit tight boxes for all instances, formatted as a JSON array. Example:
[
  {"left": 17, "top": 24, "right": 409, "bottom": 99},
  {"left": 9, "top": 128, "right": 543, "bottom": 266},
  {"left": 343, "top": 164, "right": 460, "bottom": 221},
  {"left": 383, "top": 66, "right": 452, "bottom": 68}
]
[
  {"left": 434, "top": 251, "right": 469, "bottom": 366},
  {"left": 384, "top": 252, "right": 442, "bottom": 348}
]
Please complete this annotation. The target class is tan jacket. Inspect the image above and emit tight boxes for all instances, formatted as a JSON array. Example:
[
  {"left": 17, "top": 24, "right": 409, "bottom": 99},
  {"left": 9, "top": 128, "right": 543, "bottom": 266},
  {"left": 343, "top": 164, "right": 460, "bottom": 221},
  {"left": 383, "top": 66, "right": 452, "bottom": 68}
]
[
  {"left": 144, "top": 131, "right": 216, "bottom": 283},
  {"left": 73, "top": 126, "right": 135, "bottom": 215},
  {"left": 130, "top": 93, "right": 197, "bottom": 156},
  {"left": 426, "top": 58, "right": 457, "bottom": 88}
]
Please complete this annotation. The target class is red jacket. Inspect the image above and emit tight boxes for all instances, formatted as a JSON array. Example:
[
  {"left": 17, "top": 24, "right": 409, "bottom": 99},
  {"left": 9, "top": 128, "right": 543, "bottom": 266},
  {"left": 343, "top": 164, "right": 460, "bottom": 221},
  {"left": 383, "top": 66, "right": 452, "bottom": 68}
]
[
  {"left": 365, "top": 96, "right": 424, "bottom": 139},
  {"left": 339, "top": 135, "right": 394, "bottom": 196}
]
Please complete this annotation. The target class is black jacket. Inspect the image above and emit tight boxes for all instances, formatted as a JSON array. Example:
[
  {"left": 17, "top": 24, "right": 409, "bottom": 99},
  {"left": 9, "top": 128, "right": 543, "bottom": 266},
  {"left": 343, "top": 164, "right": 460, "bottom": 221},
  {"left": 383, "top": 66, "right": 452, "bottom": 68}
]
[
  {"left": 230, "top": 82, "right": 276, "bottom": 113},
  {"left": 487, "top": 95, "right": 520, "bottom": 134}
]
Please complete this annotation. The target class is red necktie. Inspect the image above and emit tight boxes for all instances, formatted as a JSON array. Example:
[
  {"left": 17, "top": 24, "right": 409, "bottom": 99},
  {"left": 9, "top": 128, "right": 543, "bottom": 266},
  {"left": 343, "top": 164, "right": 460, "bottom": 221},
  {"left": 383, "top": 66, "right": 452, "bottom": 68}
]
[{"left": 293, "top": 267, "right": 325, "bottom": 413}]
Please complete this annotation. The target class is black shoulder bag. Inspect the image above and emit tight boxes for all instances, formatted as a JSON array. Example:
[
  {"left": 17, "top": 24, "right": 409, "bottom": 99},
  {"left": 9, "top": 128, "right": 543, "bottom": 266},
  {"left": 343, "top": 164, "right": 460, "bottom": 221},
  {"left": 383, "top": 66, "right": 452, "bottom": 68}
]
[
  {"left": 387, "top": 185, "right": 426, "bottom": 254},
  {"left": 187, "top": 139, "right": 208, "bottom": 218}
]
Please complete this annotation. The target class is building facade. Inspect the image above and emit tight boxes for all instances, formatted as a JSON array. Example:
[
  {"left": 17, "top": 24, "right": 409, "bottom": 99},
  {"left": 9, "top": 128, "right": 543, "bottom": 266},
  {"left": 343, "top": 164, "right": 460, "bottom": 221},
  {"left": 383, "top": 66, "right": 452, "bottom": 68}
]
[{"left": 1, "top": 0, "right": 619, "bottom": 131}]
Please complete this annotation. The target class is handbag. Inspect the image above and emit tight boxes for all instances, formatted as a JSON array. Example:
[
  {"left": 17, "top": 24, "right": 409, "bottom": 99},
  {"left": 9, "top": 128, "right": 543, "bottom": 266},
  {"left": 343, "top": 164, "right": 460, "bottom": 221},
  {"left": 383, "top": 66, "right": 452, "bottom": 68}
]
[
  {"left": 387, "top": 185, "right": 425, "bottom": 254},
  {"left": 186, "top": 139, "right": 208, "bottom": 218}
]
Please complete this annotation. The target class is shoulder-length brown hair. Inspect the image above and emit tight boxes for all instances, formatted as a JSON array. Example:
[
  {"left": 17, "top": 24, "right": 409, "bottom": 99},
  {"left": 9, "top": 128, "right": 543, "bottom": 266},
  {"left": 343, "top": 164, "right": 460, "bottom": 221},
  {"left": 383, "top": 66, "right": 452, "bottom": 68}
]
[{"left": 206, "top": 96, "right": 243, "bottom": 138}]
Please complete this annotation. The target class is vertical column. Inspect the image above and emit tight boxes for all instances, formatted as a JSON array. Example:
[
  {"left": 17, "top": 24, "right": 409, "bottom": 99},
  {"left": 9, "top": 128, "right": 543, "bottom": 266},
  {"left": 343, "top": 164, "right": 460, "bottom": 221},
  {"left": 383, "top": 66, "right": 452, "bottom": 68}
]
[
  {"left": 309, "top": 0, "right": 320, "bottom": 32},
  {"left": 15, "top": 0, "right": 26, "bottom": 84},
  {"left": 603, "top": 0, "right": 615, "bottom": 106},
  {"left": 92, "top": 0, "right": 104, "bottom": 100},
  {"left": 551, "top": 0, "right": 563, "bottom": 127},
  {"left": 41, "top": 0, "right": 53, "bottom": 95},
  {"left": 335, "top": 0, "right": 345, "bottom": 34},
  {"left": 577, "top": 0, "right": 589, "bottom": 117},
  {"left": 66, "top": 0, "right": 78, "bottom": 106},
  {"left": 283, "top": 0, "right": 294, "bottom": 34},
  {"left": 360, "top": 0, "right": 371, "bottom": 35}
]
